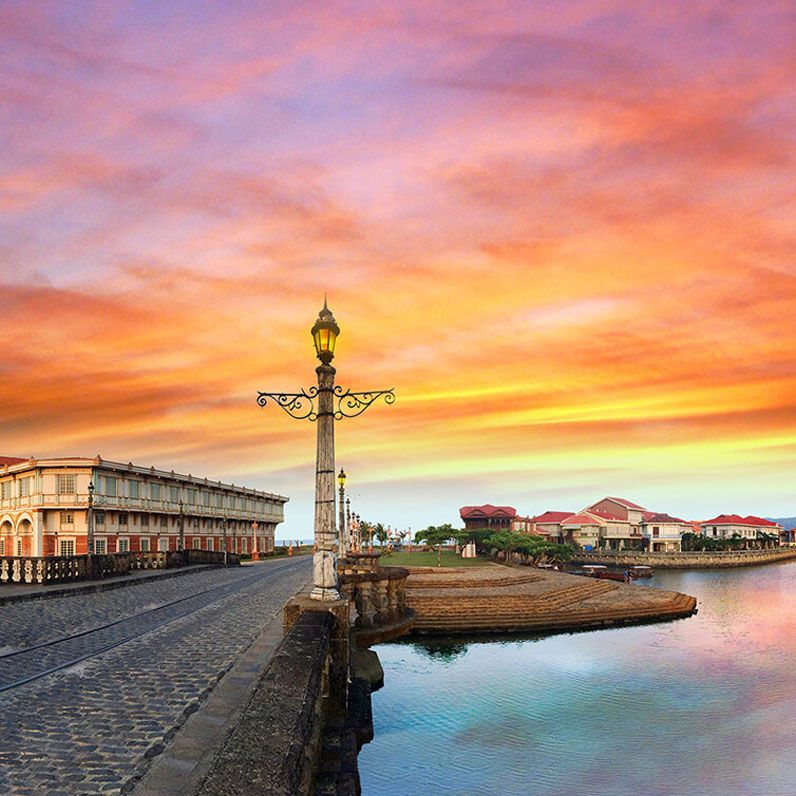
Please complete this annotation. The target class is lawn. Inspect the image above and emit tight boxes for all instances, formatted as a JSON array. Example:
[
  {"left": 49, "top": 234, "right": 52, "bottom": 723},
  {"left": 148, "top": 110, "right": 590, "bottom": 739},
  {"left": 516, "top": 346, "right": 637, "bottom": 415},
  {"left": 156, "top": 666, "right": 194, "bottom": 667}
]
[{"left": 377, "top": 549, "right": 490, "bottom": 568}]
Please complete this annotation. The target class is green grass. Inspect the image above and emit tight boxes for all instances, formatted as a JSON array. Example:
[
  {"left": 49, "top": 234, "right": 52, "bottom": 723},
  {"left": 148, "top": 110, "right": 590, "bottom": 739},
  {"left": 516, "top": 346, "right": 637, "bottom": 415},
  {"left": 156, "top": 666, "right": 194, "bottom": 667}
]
[{"left": 378, "top": 549, "right": 489, "bottom": 568}]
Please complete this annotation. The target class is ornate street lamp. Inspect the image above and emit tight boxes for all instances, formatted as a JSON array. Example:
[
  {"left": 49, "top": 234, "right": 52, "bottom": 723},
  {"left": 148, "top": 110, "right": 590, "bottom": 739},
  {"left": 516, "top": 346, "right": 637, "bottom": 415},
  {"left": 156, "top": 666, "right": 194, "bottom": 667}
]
[
  {"left": 251, "top": 520, "right": 259, "bottom": 560},
  {"left": 87, "top": 480, "right": 95, "bottom": 557},
  {"left": 345, "top": 498, "right": 351, "bottom": 551},
  {"left": 337, "top": 468, "right": 347, "bottom": 559},
  {"left": 257, "top": 299, "right": 394, "bottom": 600}
]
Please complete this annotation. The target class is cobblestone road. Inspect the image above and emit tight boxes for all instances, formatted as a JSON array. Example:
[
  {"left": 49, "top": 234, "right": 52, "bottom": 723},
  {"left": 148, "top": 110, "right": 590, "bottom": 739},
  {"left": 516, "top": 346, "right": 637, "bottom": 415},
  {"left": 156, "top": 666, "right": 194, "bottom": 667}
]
[{"left": 0, "top": 558, "right": 311, "bottom": 795}]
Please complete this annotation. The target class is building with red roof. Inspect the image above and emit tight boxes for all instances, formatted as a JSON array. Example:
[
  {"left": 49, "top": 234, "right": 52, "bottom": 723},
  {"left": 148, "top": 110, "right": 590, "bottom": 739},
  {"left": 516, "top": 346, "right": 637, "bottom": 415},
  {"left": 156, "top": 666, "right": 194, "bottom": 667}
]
[
  {"left": 641, "top": 513, "right": 692, "bottom": 552},
  {"left": 459, "top": 505, "right": 517, "bottom": 532},
  {"left": 698, "top": 514, "right": 784, "bottom": 545}
]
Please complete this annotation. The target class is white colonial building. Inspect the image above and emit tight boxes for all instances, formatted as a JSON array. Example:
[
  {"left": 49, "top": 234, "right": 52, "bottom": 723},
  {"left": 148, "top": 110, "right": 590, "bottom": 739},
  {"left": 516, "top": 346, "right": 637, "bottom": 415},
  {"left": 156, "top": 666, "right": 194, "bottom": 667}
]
[
  {"left": 0, "top": 455, "right": 287, "bottom": 558},
  {"left": 640, "top": 513, "right": 692, "bottom": 552}
]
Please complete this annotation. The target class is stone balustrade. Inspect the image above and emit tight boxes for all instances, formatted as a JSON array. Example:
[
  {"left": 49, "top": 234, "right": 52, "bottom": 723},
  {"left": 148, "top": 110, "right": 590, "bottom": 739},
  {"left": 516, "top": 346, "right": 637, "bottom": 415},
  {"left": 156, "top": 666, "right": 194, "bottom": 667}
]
[
  {"left": 573, "top": 546, "right": 796, "bottom": 569},
  {"left": 339, "top": 560, "right": 414, "bottom": 646},
  {"left": 0, "top": 549, "right": 240, "bottom": 585}
]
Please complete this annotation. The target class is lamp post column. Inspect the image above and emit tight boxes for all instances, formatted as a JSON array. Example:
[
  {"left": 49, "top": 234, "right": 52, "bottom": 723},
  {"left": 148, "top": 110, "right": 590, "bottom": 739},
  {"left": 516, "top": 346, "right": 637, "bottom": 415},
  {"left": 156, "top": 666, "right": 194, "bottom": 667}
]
[
  {"left": 311, "top": 362, "right": 339, "bottom": 600},
  {"left": 338, "top": 469, "right": 346, "bottom": 560},
  {"left": 178, "top": 501, "right": 185, "bottom": 554},
  {"left": 87, "top": 481, "right": 95, "bottom": 558},
  {"left": 222, "top": 516, "right": 228, "bottom": 566},
  {"left": 345, "top": 498, "right": 351, "bottom": 552}
]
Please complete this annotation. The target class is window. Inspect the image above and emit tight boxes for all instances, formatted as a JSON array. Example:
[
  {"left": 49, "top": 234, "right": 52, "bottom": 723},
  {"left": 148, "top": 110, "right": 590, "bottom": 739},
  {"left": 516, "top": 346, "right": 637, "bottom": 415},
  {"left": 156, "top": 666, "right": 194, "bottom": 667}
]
[
  {"left": 140, "top": 538, "right": 150, "bottom": 552},
  {"left": 0, "top": 539, "right": 4, "bottom": 555},
  {"left": 653, "top": 527, "right": 660, "bottom": 537},
  {"left": 241, "top": 538, "right": 248, "bottom": 553},
  {"left": 94, "top": 538, "right": 107, "bottom": 554},
  {"left": 151, "top": 483, "right": 161, "bottom": 501},
  {"left": 160, "top": 515, "right": 168, "bottom": 528},
  {"left": 118, "top": 538, "right": 129, "bottom": 553},
  {"left": 159, "top": 538, "right": 168, "bottom": 552},
  {"left": 57, "top": 474, "right": 76, "bottom": 494},
  {"left": 215, "top": 494, "right": 223, "bottom": 508},
  {"left": 193, "top": 538, "right": 201, "bottom": 550},
  {"left": 16, "top": 539, "right": 22, "bottom": 557},
  {"left": 60, "top": 511, "right": 75, "bottom": 528},
  {"left": 59, "top": 539, "right": 75, "bottom": 557},
  {"left": 206, "top": 537, "right": 214, "bottom": 551},
  {"left": 18, "top": 478, "right": 31, "bottom": 498},
  {"left": 118, "top": 513, "right": 128, "bottom": 526},
  {"left": 141, "top": 514, "right": 149, "bottom": 527},
  {"left": 170, "top": 486, "right": 179, "bottom": 503},
  {"left": 1, "top": 481, "right": 10, "bottom": 500},
  {"left": 94, "top": 510, "right": 105, "bottom": 525},
  {"left": 129, "top": 480, "right": 139, "bottom": 499},
  {"left": 192, "top": 517, "right": 199, "bottom": 528},
  {"left": 187, "top": 489, "right": 196, "bottom": 504},
  {"left": 203, "top": 492, "right": 210, "bottom": 507},
  {"left": 102, "top": 477, "right": 117, "bottom": 497}
]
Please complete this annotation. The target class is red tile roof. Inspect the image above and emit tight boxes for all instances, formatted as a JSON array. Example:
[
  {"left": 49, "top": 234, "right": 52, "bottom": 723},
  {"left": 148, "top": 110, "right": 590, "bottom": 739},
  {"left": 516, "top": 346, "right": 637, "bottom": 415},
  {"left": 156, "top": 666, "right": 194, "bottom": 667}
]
[
  {"left": 699, "top": 514, "right": 780, "bottom": 528},
  {"left": 588, "top": 508, "right": 626, "bottom": 521},
  {"left": 642, "top": 512, "right": 687, "bottom": 524},
  {"left": 561, "top": 512, "right": 606, "bottom": 526},
  {"left": 605, "top": 496, "right": 647, "bottom": 511},
  {"left": 0, "top": 456, "right": 26, "bottom": 467},
  {"left": 531, "top": 511, "right": 574, "bottom": 524},
  {"left": 460, "top": 505, "right": 517, "bottom": 519}
]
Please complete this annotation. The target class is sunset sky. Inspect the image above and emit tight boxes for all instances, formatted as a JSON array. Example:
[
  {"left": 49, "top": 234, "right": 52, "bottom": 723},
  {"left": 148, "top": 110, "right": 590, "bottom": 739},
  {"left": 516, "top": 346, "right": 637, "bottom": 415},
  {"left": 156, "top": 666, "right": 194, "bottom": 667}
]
[{"left": 2, "top": 2, "right": 795, "bottom": 538}]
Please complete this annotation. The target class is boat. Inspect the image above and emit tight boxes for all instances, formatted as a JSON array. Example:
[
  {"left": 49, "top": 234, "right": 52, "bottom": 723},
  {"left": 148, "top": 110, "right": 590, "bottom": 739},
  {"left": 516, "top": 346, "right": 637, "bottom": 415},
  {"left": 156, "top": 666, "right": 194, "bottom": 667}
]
[{"left": 574, "top": 564, "right": 655, "bottom": 581}]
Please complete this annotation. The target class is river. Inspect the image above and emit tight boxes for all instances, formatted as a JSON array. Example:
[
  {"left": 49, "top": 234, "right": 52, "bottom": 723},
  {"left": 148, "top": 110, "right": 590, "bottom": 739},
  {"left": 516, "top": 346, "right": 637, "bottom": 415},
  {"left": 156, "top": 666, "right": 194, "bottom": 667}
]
[{"left": 358, "top": 561, "right": 796, "bottom": 795}]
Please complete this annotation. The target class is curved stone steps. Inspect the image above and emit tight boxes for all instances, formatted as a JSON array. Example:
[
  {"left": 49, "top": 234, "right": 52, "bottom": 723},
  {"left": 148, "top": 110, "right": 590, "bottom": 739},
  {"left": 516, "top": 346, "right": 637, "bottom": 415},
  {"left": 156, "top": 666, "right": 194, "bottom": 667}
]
[{"left": 406, "top": 573, "right": 542, "bottom": 590}]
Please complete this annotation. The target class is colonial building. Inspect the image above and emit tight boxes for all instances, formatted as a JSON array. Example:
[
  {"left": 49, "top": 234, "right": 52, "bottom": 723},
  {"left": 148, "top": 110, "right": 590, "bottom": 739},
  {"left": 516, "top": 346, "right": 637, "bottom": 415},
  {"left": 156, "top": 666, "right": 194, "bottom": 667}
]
[
  {"left": 698, "top": 515, "right": 783, "bottom": 546},
  {"left": 641, "top": 513, "right": 692, "bottom": 552},
  {"left": 460, "top": 505, "right": 516, "bottom": 532},
  {"left": 0, "top": 456, "right": 287, "bottom": 558},
  {"left": 559, "top": 512, "right": 605, "bottom": 550},
  {"left": 528, "top": 511, "right": 573, "bottom": 542}
]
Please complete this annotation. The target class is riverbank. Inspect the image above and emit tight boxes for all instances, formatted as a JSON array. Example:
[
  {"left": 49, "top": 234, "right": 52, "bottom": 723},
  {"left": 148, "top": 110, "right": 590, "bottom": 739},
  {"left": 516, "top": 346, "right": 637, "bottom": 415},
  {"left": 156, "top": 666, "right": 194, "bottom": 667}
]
[
  {"left": 403, "top": 564, "right": 696, "bottom": 634},
  {"left": 573, "top": 546, "right": 796, "bottom": 568}
]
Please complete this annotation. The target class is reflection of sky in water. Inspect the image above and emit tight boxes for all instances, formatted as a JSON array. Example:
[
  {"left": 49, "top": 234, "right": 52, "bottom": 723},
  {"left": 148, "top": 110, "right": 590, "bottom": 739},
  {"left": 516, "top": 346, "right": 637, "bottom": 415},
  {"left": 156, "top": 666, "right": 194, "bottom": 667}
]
[{"left": 359, "top": 562, "right": 796, "bottom": 795}]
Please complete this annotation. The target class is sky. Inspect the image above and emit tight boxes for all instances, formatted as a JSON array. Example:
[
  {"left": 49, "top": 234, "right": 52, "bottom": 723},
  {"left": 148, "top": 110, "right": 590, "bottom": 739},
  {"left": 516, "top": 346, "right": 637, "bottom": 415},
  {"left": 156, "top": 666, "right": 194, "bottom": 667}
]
[{"left": 1, "top": 1, "right": 795, "bottom": 538}]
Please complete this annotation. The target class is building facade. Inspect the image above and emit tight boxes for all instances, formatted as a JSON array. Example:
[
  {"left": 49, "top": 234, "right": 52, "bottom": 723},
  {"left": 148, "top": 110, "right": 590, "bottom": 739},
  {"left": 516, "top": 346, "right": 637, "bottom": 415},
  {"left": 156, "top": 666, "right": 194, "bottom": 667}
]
[
  {"left": 641, "top": 513, "right": 692, "bottom": 552},
  {"left": 0, "top": 456, "right": 287, "bottom": 558},
  {"left": 460, "top": 505, "right": 517, "bottom": 532},
  {"left": 698, "top": 515, "right": 783, "bottom": 546}
]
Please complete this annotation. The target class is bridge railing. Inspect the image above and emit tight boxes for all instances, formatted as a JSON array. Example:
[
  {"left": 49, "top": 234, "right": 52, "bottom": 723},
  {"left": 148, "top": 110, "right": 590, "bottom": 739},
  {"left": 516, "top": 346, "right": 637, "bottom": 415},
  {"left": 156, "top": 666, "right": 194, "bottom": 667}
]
[{"left": 0, "top": 549, "right": 240, "bottom": 586}]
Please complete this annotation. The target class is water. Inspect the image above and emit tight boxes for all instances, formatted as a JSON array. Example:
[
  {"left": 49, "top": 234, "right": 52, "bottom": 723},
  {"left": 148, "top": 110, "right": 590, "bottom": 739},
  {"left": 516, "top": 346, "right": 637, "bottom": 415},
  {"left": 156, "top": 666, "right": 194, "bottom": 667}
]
[{"left": 359, "top": 562, "right": 796, "bottom": 796}]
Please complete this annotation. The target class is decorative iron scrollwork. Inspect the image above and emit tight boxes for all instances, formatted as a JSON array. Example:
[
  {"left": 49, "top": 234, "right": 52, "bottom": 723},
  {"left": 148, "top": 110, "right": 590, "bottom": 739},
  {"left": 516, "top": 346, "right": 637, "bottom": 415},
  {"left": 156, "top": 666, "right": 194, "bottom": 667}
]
[
  {"left": 257, "top": 386, "right": 395, "bottom": 422},
  {"left": 332, "top": 387, "right": 395, "bottom": 420},
  {"left": 256, "top": 387, "right": 320, "bottom": 421}
]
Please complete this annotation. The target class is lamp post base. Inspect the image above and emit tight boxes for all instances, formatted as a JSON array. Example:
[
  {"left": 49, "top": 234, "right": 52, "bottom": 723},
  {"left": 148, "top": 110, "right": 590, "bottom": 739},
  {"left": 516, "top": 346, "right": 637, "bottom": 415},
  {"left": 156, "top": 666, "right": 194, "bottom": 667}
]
[{"left": 310, "top": 585, "right": 342, "bottom": 601}]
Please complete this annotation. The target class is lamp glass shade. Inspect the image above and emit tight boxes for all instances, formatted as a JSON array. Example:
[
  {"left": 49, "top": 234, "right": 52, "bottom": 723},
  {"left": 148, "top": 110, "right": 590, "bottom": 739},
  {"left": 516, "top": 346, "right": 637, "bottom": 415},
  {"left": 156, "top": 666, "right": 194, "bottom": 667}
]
[{"left": 338, "top": 469, "right": 347, "bottom": 487}]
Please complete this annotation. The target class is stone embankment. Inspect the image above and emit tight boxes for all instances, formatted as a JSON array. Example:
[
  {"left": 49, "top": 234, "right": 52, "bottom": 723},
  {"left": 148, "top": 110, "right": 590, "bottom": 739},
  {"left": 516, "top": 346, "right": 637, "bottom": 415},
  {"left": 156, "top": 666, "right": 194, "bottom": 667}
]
[
  {"left": 573, "top": 547, "right": 796, "bottom": 569},
  {"left": 405, "top": 565, "right": 696, "bottom": 634}
]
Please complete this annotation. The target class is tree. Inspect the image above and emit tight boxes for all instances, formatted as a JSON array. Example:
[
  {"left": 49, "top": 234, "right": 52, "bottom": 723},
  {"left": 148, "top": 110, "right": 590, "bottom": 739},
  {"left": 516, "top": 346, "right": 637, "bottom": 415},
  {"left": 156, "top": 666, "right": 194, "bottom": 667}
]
[
  {"left": 415, "top": 524, "right": 455, "bottom": 566},
  {"left": 373, "top": 523, "right": 389, "bottom": 547}
]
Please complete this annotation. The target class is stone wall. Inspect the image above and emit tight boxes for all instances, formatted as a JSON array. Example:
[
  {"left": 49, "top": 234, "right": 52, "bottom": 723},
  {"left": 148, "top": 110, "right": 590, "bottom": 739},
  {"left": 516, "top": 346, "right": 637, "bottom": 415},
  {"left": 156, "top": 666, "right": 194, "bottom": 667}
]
[
  {"left": 196, "top": 610, "right": 335, "bottom": 796},
  {"left": 573, "top": 547, "right": 796, "bottom": 569}
]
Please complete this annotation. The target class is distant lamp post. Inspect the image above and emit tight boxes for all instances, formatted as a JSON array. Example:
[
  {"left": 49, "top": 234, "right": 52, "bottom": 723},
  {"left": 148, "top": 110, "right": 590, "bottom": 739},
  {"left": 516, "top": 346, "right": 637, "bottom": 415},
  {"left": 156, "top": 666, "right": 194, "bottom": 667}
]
[
  {"left": 337, "top": 468, "right": 347, "bottom": 559},
  {"left": 257, "top": 298, "right": 395, "bottom": 601},
  {"left": 87, "top": 481, "right": 95, "bottom": 557},
  {"left": 251, "top": 521, "right": 259, "bottom": 560},
  {"left": 178, "top": 500, "right": 185, "bottom": 553},
  {"left": 345, "top": 498, "right": 351, "bottom": 551}
]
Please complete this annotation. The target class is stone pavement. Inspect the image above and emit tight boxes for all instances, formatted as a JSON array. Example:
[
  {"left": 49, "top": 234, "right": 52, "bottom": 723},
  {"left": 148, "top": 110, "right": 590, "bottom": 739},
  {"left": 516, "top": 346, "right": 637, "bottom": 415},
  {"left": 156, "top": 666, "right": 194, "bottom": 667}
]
[{"left": 0, "top": 557, "right": 311, "bottom": 795}]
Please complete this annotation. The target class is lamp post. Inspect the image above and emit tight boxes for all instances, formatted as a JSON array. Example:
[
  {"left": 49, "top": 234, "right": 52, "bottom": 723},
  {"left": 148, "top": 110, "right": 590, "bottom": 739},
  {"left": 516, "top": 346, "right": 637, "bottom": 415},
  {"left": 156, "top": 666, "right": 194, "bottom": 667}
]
[
  {"left": 178, "top": 500, "right": 185, "bottom": 553},
  {"left": 87, "top": 481, "right": 95, "bottom": 557},
  {"left": 223, "top": 515, "right": 228, "bottom": 566},
  {"left": 257, "top": 299, "right": 394, "bottom": 601},
  {"left": 345, "top": 498, "right": 351, "bottom": 552},
  {"left": 337, "top": 468, "right": 347, "bottom": 559},
  {"left": 252, "top": 521, "right": 259, "bottom": 561}
]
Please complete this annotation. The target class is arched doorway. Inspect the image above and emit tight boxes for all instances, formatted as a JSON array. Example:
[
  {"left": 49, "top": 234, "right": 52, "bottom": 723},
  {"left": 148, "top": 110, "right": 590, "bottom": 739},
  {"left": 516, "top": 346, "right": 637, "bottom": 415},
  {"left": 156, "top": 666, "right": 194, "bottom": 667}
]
[
  {"left": 0, "top": 519, "right": 12, "bottom": 556},
  {"left": 16, "top": 518, "right": 33, "bottom": 557}
]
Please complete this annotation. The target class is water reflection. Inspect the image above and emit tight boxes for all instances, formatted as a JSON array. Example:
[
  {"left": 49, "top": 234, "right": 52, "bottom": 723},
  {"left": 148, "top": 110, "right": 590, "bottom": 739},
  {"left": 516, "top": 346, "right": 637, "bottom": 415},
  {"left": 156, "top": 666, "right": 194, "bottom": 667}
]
[{"left": 359, "top": 561, "right": 796, "bottom": 796}]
